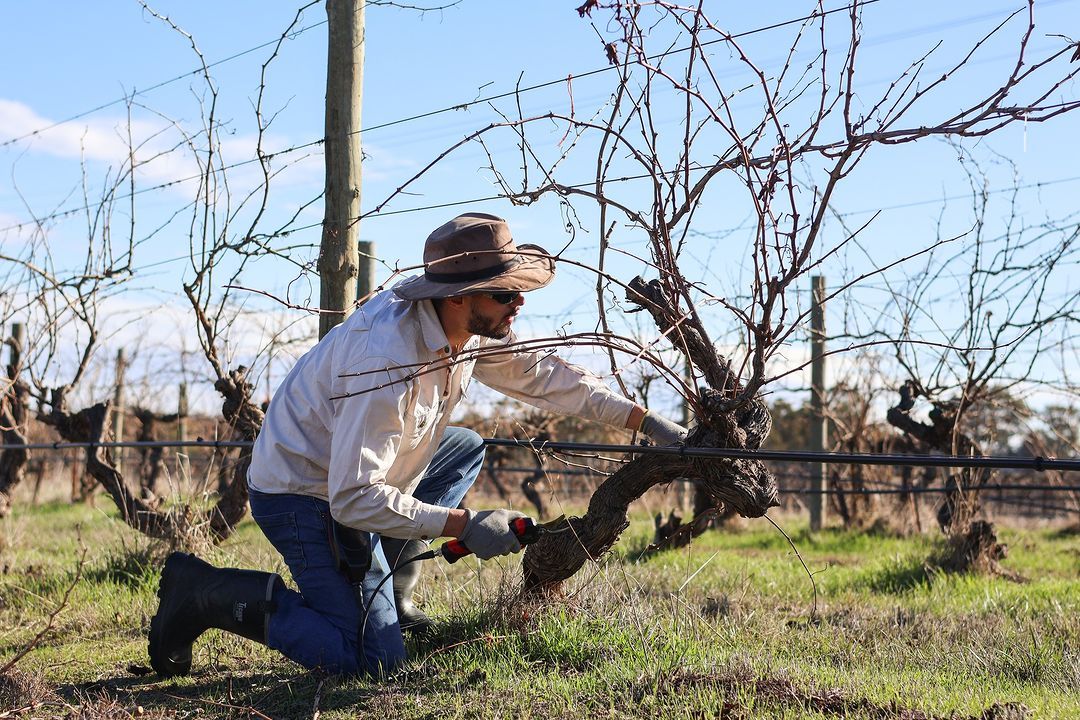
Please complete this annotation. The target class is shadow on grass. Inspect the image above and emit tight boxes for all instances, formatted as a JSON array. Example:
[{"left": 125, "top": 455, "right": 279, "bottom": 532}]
[
  {"left": 616, "top": 524, "right": 770, "bottom": 565},
  {"left": 39, "top": 602, "right": 594, "bottom": 717},
  {"left": 82, "top": 545, "right": 164, "bottom": 589},
  {"left": 1052, "top": 522, "right": 1080, "bottom": 538},
  {"left": 609, "top": 666, "right": 1029, "bottom": 720},
  {"left": 411, "top": 604, "right": 508, "bottom": 651},
  {"left": 54, "top": 666, "right": 390, "bottom": 719},
  {"left": 410, "top": 601, "right": 607, "bottom": 674},
  {"left": 859, "top": 556, "right": 937, "bottom": 594},
  {"left": 620, "top": 535, "right": 661, "bottom": 563}
]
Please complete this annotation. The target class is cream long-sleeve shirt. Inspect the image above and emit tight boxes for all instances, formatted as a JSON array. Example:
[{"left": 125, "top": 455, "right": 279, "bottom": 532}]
[{"left": 248, "top": 285, "right": 636, "bottom": 540}]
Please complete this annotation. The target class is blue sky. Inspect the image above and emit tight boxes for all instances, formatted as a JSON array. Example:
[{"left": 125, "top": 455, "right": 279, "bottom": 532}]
[{"left": 1, "top": 1, "right": 1078, "bottom": 414}]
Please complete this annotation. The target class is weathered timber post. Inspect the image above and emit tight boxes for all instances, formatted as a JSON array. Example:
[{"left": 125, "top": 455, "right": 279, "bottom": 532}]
[
  {"left": 177, "top": 383, "right": 188, "bottom": 443},
  {"left": 809, "top": 275, "right": 828, "bottom": 531},
  {"left": 358, "top": 240, "right": 376, "bottom": 304},
  {"left": 177, "top": 382, "right": 189, "bottom": 481},
  {"left": 319, "top": 0, "right": 365, "bottom": 339},
  {"left": 113, "top": 348, "right": 126, "bottom": 473}
]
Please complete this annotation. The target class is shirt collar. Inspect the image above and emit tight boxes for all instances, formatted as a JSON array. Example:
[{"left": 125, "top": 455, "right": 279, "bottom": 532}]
[{"left": 416, "top": 298, "right": 453, "bottom": 355}]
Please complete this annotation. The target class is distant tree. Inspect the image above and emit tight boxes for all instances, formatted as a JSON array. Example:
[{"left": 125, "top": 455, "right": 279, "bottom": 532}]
[
  {"left": 763, "top": 399, "right": 811, "bottom": 452},
  {"left": 1024, "top": 404, "right": 1080, "bottom": 458}
]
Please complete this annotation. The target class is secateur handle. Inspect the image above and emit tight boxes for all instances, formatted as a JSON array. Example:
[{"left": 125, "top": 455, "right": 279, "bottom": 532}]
[{"left": 439, "top": 517, "right": 540, "bottom": 564}]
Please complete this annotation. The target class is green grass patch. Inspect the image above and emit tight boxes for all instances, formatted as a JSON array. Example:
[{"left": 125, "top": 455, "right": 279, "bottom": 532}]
[{"left": 0, "top": 503, "right": 1077, "bottom": 718}]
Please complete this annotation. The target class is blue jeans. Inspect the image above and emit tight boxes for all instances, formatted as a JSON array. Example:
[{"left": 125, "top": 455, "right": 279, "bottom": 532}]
[{"left": 249, "top": 426, "right": 484, "bottom": 676}]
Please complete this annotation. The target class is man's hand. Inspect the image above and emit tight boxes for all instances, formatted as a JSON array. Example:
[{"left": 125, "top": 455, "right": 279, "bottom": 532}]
[
  {"left": 640, "top": 411, "right": 689, "bottom": 445},
  {"left": 458, "top": 508, "right": 530, "bottom": 559}
]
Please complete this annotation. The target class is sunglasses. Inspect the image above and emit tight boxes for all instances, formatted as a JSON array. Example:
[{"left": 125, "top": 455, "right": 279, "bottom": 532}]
[{"left": 484, "top": 291, "right": 522, "bottom": 305}]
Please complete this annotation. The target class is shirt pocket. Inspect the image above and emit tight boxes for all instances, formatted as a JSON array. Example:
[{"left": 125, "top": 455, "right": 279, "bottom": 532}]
[{"left": 409, "top": 401, "right": 438, "bottom": 447}]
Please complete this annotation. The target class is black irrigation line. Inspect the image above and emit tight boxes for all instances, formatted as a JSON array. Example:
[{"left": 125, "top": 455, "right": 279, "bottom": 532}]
[
  {"left": 493, "top": 468, "right": 1080, "bottom": 495},
  {"left": 8, "top": 440, "right": 1077, "bottom": 513},
  {"left": 0, "top": 440, "right": 252, "bottom": 451},
  {"left": 774, "top": 484, "right": 1080, "bottom": 495},
  {"left": 983, "top": 497, "right": 1080, "bottom": 516},
  {"left": 482, "top": 438, "right": 1080, "bottom": 473},
  {"left": 486, "top": 468, "right": 1080, "bottom": 515},
  {"left": 492, "top": 465, "right": 1080, "bottom": 492},
  {"left": 5, "top": 438, "right": 1080, "bottom": 474}
]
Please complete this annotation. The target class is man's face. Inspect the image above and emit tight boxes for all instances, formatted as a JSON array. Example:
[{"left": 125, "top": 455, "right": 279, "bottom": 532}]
[{"left": 466, "top": 292, "right": 523, "bottom": 339}]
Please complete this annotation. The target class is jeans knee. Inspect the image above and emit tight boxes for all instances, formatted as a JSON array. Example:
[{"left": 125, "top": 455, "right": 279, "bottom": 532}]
[
  {"left": 450, "top": 427, "right": 485, "bottom": 461},
  {"left": 458, "top": 426, "right": 484, "bottom": 450}
]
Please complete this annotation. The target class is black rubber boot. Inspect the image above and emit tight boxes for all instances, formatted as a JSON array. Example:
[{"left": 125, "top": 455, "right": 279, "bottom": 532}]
[
  {"left": 148, "top": 552, "right": 283, "bottom": 677},
  {"left": 381, "top": 538, "right": 435, "bottom": 634}
]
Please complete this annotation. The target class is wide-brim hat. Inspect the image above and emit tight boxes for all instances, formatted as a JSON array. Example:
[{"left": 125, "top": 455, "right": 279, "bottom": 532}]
[{"left": 393, "top": 212, "right": 555, "bottom": 301}]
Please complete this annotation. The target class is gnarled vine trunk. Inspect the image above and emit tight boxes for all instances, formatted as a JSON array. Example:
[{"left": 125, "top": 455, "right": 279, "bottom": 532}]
[
  {"left": 0, "top": 333, "right": 29, "bottom": 518},
  {"left": 0, "top": 381, "right": 28, "bottom": 518},
  {"left": 41, "top": 396, "right": 193, "bottom": 541},
  {"left": 37, "top": 366, "right": 263, "bottom": 546},
  {"left": 208, "top": 366, "right": 264, "bottom": 539},
  {"left": 886, "top": 381, "right": 1014, "bottom": 577},
  {"left": 886, "top": 381, "right": 988, "bottom": 532},
  {"left": 522, "top": 277, "right": 780, "bottom": 591}
]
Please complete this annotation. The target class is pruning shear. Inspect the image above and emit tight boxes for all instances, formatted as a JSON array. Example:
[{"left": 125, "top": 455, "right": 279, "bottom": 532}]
[{"left": 437, "top": 515, "right": 572, "bottom": 563}]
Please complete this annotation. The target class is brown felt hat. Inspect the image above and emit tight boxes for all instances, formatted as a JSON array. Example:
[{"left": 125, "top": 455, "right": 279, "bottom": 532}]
[{"left": 393, "top": 212, "right": 555, "bottom": 301}]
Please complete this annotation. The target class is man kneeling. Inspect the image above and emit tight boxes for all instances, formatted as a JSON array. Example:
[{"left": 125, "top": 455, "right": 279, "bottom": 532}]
[{"left": 148, "top": 213, "right": 687, "bottom": 676}]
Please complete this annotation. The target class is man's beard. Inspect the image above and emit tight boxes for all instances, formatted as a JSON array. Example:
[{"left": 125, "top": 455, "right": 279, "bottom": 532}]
[{"left": 467, "top": 307, "right": 512, "bottom": 339}]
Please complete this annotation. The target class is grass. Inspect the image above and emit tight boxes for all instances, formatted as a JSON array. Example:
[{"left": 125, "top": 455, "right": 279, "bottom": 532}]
[{"left": 0, "top": 499, "right": 1077, "bottom": 719}]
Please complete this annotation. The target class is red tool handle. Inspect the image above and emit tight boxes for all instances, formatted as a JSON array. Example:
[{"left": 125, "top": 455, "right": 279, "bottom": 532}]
[{"left": 440, "top": 517, "right": 537, "bottom": 564}]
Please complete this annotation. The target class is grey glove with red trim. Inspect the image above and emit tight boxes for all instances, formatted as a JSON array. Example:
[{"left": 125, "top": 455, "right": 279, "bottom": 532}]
[
  {"left": 458, "top": 508, "right": 530, "bottom": 560},
  {"left": 640, "top": 411, "right": 689, "bottom": 446}
]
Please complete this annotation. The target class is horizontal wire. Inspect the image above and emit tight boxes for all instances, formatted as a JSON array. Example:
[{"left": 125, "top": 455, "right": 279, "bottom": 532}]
[
  {"left": 489, "top": 465, "right": 1080, "bottom": 494},
  {"left": 5, "top": 437, "right": 1079, "bottom": 473},
  {"left": 3, "top": 0, "right": 880, "bottom": 152},
  {"left": 1, "top": 440, "right": 252, "bottom": 451},
  {"left": 358, "top": 0, "right": 887, "bottom": 136},
  {"left": 7, "top": 168, "right": 1075, "bottom": 290},
  {"left": 0, "top": 0, "right": 886, "bottom": 234},
  {"left": 483, "top": 438, "right": 1080, "bottom": 473},
  {"left": 0, "top": 17, "right": 328, "bottom": 149},
  {"left": 7, "top": 148, "right": 1078, "bottom": 240},
  {"left": 770, "top": 484, "right": 1080, "bottom": 495},
  {"left": 6, "top": 1, "right": 1073, "bottom": 237}
]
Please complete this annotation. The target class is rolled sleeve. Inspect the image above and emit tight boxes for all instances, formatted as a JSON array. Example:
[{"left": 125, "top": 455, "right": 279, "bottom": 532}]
[{"left": 472, "top": 335, "right": 637, "bottom": 428}]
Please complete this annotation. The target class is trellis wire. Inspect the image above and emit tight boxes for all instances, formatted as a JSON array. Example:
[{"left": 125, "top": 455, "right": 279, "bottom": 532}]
[{"left": 4, "top": 438, "right": 1079, "bottom": 473}]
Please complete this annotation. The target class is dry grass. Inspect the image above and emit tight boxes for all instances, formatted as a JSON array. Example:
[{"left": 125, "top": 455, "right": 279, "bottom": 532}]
[{"left": 0, "top": 495, "right": 1077, "bottom": 719}]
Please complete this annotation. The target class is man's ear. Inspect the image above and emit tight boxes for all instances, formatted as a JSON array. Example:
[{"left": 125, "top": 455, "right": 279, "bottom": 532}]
[{"left": 443, "top": 295, "right": 467, "bottom": 307}]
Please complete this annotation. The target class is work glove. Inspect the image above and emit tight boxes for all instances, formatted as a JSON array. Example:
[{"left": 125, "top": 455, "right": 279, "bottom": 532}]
[
  {"left": 458, "top": 508, "right": 530, "bottom": 560},
  {"left": 640, "top": 410, "right": 689, "bottom": 446}
]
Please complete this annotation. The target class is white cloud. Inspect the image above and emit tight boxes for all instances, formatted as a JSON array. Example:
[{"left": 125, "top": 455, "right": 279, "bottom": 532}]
[
  {"left": 1, "top": 99, "right": 202, "bottom": 188},
  {"left": 3, "top": 100, "right": 156, "bottom": 164},
  {"left": 0, "top": 99, "right": 327, "bottom": 201}
]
